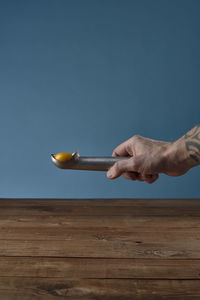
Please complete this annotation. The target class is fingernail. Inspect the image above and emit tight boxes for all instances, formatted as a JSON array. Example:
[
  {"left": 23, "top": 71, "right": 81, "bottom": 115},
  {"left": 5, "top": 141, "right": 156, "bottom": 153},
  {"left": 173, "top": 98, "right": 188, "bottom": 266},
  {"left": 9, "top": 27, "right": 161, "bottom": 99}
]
[{"left": 107, "top": 171, "right": 113, "bottom": 178}]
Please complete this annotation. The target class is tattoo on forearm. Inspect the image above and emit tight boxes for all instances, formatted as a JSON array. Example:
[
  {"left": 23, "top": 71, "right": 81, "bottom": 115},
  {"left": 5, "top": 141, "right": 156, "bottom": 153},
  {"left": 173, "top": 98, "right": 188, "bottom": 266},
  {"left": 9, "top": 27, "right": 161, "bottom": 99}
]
[{"left": 184, "top": 125, "right": 200, "bottom": 163}]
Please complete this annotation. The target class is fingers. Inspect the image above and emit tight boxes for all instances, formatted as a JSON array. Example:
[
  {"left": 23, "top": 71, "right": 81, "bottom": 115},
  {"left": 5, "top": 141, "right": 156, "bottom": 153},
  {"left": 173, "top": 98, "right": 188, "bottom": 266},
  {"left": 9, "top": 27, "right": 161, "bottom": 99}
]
[
  {"left": 107, "top": 158, "right": 135, "bottom": 179},
  {"left": 106, "top": 155, "right": 159, "bottom": 184},
  {"left": 123, "top": 172, "right": 145, "bottom": 181},
  {"left": 143, "top": 174, "right": 159, "bottom": 184},
  {"left": 122, "top": 172, "right": 158, "bottom": 183},
  {"left": 107, "top": 159, "right": 159, "bottom": 184},
  {"left": 122, "top": 172, "right": 138, "bottom": 181},
  {"left": 112, "top": 139, "right": 131, "bottom": 157}
]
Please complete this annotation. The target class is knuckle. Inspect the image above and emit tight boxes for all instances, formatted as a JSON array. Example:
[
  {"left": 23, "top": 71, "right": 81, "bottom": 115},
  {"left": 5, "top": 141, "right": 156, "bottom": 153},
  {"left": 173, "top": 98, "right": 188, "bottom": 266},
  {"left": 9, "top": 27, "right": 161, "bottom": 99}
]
[
  {"left": 112, "top": 151, "right": 117, "bottom": 157},
  {"left": 146, "top": 180, "right": 153, "bottom": 184},
  {"left": 131, "top": 158, "right": 139, "bottom": 171},
  {"left": 114, "top": 162, "right": 120, "bottom": 173},
  {"left": 132, "top": 134, "right": 141, "bottom": 141},
  {"left": 147, "top": 175, "right": 158, "bottom": 184}
]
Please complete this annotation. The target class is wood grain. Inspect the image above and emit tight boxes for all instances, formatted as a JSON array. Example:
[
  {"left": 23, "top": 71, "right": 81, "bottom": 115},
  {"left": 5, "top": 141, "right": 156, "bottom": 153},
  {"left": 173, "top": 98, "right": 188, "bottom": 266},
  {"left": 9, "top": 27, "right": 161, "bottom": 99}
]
[
  {"left": 0, "top": 278, "right": 200, "bottom": 300},
  {"left": 0, "top": 257, "right": 200, "bottom": 279},
  {"left": 0, "top": 198, "right": 200, "bottom": 299}
]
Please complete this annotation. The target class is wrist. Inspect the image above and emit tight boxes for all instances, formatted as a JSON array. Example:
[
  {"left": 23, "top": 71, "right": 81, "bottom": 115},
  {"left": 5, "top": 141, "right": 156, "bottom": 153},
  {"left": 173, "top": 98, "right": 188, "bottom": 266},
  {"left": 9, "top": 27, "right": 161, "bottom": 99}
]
[
  {"left": 162, "top": 137, "right": 195, "bottom": 176},
  {"left": 184, "top": 125, "right": 200, "bottom": 166}
]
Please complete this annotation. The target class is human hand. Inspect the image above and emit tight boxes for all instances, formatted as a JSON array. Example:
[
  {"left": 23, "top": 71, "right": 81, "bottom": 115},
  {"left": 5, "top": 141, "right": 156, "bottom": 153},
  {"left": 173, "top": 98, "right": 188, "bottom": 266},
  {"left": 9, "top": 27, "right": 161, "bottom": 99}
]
[{"left": 106, "top": 134, "right": 195, "bottom": 184}]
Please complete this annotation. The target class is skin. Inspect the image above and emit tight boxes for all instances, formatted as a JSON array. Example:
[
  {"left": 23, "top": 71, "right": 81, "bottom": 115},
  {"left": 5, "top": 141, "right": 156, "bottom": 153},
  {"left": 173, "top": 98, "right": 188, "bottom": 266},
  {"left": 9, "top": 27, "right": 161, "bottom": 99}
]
[{"left": 107, "top": 125, "right": 200, "bottom": 184}]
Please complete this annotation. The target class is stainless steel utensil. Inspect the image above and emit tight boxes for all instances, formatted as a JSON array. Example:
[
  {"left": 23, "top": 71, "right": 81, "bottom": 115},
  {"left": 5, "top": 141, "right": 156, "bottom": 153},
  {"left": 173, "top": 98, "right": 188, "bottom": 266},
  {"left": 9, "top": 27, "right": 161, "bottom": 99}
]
[{"left": 51, "top": 152, "right": 128, "bottom": 171}]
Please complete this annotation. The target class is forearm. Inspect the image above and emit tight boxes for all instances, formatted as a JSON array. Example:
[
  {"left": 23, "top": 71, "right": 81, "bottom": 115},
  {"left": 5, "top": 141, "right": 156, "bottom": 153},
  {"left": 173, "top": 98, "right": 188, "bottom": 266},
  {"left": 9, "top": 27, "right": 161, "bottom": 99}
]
[
  {"left": 184, "top": 125, "right": 200, "bottom": 165},
  {"left": 163, "top": 125, "right": 200, "bottom": 176}
]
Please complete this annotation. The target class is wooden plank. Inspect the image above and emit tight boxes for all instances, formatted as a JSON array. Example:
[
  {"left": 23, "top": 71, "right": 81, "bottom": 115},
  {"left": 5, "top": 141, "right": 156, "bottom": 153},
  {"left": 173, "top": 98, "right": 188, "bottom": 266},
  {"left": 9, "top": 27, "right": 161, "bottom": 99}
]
[
  {"left": 0, "top": 215, "right": 200, "bottom": 232},
  {"left": 0, "top": 257, "right": 200, "bottom": 279},
  {"left": 0, "top": 235, "right": 199, "bottom": 258},
  {"left": 0, "top": 218, "right": 199, "bottom": 244},
  {"left": 0, "top": 198, "right": 200, "bottom": 207},
  {"left": 0, "top": 199, "right": 200, "bottom": 217},
  {"left": 0, "top": 278, "right": 200, "bottom": 299}
]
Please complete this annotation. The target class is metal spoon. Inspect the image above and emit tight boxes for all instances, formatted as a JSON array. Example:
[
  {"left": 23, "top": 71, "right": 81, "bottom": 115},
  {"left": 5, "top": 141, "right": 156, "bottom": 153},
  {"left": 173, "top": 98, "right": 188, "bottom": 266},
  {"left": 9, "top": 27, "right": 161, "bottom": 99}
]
[{"left": 51, "top": 152, "right": 129, "bottom": 171}]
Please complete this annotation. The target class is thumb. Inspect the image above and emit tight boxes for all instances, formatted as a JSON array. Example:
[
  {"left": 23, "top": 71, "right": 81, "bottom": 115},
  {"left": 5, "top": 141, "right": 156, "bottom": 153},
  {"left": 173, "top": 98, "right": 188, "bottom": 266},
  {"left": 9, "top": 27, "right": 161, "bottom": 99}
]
[{"left": 107, "top": 158, "right": 134, "bottom": 179}]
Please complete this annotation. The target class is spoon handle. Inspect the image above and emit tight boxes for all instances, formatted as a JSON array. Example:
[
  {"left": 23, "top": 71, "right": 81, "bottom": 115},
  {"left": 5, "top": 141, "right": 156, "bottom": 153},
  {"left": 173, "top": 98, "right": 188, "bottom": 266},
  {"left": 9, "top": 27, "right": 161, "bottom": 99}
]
[{"left": 73, "top": 156, "right": 129, "bottom": 171}]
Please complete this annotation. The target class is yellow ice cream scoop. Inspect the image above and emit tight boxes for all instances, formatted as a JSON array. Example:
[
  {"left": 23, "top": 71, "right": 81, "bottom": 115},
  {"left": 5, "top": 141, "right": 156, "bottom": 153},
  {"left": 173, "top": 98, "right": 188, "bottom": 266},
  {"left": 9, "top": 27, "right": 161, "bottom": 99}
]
[{"left": 53, "top": 152, "right": 73, "bottom": 162}]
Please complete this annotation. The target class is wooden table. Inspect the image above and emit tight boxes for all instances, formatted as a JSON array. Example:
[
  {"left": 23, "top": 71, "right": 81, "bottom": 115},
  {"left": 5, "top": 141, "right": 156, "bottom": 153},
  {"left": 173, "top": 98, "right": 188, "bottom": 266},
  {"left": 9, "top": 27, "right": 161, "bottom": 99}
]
[{"left": 0, "top": 198, "right": 200, "bottom": 299}]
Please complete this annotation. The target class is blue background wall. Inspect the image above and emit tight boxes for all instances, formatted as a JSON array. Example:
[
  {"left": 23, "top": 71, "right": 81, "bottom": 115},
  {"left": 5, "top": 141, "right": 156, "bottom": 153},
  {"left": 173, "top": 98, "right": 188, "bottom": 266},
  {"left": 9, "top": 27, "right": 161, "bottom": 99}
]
[{"left": 0, "top": 0, "right": 199, "bottom": 198}]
